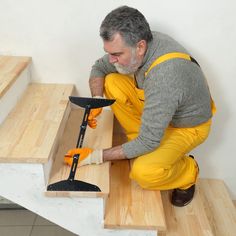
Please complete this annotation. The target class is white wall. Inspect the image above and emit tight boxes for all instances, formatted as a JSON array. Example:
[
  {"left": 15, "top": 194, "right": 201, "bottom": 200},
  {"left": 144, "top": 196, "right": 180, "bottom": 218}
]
[{"left": 1, "top": 0, "right": 236, "bottom": 199}]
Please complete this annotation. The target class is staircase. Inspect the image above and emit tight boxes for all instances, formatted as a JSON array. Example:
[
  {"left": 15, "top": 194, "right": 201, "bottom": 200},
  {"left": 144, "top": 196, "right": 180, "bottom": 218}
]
[{"left": 0, "top": 56, "right": 236, "bottom": 236}]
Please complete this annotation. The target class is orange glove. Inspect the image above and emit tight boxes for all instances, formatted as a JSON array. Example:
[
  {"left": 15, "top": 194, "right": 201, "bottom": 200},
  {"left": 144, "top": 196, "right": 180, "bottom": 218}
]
[
  {"left": 64, "top": 147, "right": 103, "bottom": 167},
  {"left": 88, "top": 96, "right": 104, "bottom": 129},
  {"left": 88, "top": 107, "right": 103, "bottom": 129}
]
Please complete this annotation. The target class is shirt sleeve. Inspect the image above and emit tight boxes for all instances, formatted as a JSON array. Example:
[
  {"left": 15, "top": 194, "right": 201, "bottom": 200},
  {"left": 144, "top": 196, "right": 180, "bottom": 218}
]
[
  {"left": 122, "top": 63, "right": 183, "bottom": 159},
  {"left": 90, "top": 54, "right": 117, "bottom": 78}
]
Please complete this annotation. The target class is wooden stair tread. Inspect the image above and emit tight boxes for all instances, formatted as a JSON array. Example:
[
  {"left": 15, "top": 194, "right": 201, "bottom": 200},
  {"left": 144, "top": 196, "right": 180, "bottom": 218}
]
[
  {"left": 0, "top": 83, "right": 74, "bottom": 163},
  {"left": 46, "top": 108, "right": 113, "bottom": 198},
  {"left": 162, "top": 179, "right": 236, "bottom": 236},
  {"left": 0, "top": 56, "right": 31, "bottom": 98},
  {"left": 104, "top": 117, "right": 166, "bottom": 231},
  {"left": 198, "top": 179, "right": 236, "bottom": 236},
  {"left": 104, "top": 160, "right": 166, "bottom": 231}
]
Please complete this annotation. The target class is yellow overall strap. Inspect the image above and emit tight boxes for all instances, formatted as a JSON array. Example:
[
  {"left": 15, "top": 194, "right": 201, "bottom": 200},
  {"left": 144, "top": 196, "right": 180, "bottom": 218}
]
[
  {"left": 145, "top": 52, "right": 195, "bottom": 77},
  {"left": 144, "top": 52, "right": 216, "bottom": 114}
]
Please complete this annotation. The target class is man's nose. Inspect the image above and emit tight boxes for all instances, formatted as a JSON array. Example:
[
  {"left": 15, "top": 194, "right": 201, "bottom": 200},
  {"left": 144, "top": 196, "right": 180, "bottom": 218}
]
[{"left": 109, "top": 55, "right": 118, "bottom": 64}]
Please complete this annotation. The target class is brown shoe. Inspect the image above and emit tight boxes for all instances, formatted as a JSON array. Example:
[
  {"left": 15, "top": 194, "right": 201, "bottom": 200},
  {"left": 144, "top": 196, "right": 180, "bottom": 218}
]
[{"left": 171, "top": 185, "right": 195, "bottom": 207}]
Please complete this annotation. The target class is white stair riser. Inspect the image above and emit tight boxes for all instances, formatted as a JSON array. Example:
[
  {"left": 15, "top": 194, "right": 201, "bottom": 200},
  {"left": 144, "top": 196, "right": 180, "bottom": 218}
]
[
  {"left": 0, "top": 66, "right": 31, "bottom": 124},
  {"left": 0, "top": 163, "right": 156, "bottom": 236}
]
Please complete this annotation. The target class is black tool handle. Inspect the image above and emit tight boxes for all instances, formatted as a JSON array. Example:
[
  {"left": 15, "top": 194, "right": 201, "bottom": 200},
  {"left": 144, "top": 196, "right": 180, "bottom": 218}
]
[
  {"left": 68, "top": 105, "right": 91, "bottom": 181},
  {"left": 76, "top": 105, "right": 91, "bottom": 148}
]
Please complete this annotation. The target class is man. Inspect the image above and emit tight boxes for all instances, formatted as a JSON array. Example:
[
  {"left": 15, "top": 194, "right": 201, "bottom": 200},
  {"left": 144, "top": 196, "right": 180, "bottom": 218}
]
[{"left": 64, "top": 6, "right": 215, "bottom": 206}]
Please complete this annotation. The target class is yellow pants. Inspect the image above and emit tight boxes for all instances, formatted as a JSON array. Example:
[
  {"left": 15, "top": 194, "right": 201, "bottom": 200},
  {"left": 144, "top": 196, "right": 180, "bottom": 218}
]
[{"left": 104, "top": 73, "right": 212, "bottom": 190}]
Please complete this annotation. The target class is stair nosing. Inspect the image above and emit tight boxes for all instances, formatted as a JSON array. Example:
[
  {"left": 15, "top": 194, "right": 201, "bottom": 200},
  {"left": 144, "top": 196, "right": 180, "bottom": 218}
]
[{"left": 0, "top": 56, "right": 32, "bottom": 99}]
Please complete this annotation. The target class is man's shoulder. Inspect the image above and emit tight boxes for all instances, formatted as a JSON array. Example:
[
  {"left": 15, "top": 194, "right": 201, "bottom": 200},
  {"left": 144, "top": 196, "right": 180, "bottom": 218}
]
[{"left": 150, "top": 31, "right": 188, "bottom": 56}]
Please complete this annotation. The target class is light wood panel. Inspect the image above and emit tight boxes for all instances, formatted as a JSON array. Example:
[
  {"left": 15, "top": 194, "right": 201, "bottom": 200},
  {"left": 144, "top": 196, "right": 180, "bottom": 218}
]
[
  {"left": 45, "top": 108, "right": 114, "bottom": 198},
  {"left": 198, "top": 179, "right": 236, "bottom": 236},
  {"left": 161, "top": 179, "right": 236, "bottom": 236},
  {"left": 0, "top": 56, "right": 31, "bottom": 98},
  {"left": 161, "top": 188, "right": 213, "bottom": 236},
  {"left": 105, "top": 117, "right": 166, "bottom": 231},
  {"left": 0, "top": 83, "right": 74, "bottom": 163},
  {"left": 104, "top": 160, "right": 166, "bottom": 231}
]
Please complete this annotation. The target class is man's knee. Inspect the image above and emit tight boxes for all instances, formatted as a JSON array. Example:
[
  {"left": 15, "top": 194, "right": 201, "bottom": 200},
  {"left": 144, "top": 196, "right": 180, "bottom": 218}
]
[
  {"left": 130, "top": 161, "right": 148, "bottom": 187},
  {"left": 130, "top": 159, "right": 167, "bottom": 189}
]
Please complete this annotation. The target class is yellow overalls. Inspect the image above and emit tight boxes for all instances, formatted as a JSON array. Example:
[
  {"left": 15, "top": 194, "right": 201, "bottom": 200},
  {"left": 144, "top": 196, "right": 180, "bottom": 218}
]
[{"left": 104, "top": 53, "right": 215, "bottom": 190}]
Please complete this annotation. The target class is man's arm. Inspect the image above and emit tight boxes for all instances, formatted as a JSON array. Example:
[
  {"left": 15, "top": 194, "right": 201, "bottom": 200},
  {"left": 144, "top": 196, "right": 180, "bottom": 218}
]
[
  {"left": 103, "top": 145, "right": 127, "bottom": 161},
  {"left": 89, "top": 77, "right": 105, "bottom": 97}
]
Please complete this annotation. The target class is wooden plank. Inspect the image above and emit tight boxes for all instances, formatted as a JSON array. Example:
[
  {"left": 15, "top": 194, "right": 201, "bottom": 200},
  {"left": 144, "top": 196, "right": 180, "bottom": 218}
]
[
  {"left": 104, "top": 160, "right": 166, "bottom": 231},
  {"left": 0, "top": 83, "right": 74, "bottom": 163},
  {"left": 161, "top": 186, "right": 214, "bottom": 236},
  {"left": 105, "top": 118, "right": 166, "bottom": 231},
  {"left": 45, "top": 108, "right": 114, "bottom": 198},
  {"left": 161, "top": 179, "right": 236, "bottom": 236},
  {"left": 198, "top": 179, "right": 236, "bottom": 236},
  {"left": 0, "top": 56, "right": 31, "bottom": 98}
]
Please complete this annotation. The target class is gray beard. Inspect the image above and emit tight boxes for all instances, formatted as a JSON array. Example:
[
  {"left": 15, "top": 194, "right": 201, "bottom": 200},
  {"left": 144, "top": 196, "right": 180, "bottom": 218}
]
[
  {"left": 114, "top": 63, "right": 138, "bottom": 74},
  {"left": 114, "top": 48, "right": 140, "bottom": 75}
]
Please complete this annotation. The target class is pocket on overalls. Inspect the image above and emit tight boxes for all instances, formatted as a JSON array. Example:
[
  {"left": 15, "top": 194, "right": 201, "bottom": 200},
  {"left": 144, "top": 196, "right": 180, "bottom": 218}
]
[{"left": 134, "top": 87, "right": 145, "bottom": 101}]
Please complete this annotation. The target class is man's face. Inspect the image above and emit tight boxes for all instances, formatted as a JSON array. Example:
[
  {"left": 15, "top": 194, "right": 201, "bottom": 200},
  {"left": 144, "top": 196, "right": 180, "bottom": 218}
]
[{"left": 103, "top": 33, "right": 146, "bottom": 74}]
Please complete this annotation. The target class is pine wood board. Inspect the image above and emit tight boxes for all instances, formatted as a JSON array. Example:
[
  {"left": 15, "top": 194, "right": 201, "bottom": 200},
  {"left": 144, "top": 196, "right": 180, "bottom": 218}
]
[
  {"left": 104, "top": 160, "right": 166, "bottom": 231},
  {"left": 0, "top": 56, "right": 31, "bottom": 98},
  {"left": 198, "top": 179, "right": 236, "bottom": 236},
  {"left": 0, "top": 83, "right": 74, "bottom": 163},
  {"left": 161, "top": 187, "right": 213, "bottom": 236},
  {"left": 161, "top": 179, "right": 236, "bottom": 236},
  {"left": 105, "top": 118, "right": 166, "bottom": 231},
  {"left": 45, "top": 108, "right": 114, "bottom": 198}
]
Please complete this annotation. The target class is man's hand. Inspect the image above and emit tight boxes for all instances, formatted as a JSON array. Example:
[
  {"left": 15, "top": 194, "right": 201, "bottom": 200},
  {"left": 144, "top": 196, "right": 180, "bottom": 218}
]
[
  {"left": 64, "top": 147, "right": 103, "bottom": 167},
  {"left": 88, "top": 107, "right": 103, "bottom": 129}
]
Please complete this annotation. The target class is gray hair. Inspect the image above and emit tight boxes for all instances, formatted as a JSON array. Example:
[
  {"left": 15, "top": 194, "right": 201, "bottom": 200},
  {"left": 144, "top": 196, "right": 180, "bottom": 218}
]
[{"left": 100, "top": 6, "right": 153, "bottom": 47}]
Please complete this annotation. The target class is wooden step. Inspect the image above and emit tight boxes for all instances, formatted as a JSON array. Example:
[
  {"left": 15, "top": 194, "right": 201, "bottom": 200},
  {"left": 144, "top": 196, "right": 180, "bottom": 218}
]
[
  {"left": 0, "top": 56, "right": 31, "bottom": 98},
  {"left": 104, "top": 117, "right": 166, "bottom": 232},
  {"left": 104, "top": 160, "right": 166, "bottom": 232},
  {"left": 162, "top": 179, "right": 236, "bottom": 236},
  {"left": 45, "top": 108, "right": 114, "bottom": 198},
  {"left": 0, "top": 83, "right": 74, "bottom": 163},
  {"left": 198, "top": 179, "right": 236, "bottom": 236}
]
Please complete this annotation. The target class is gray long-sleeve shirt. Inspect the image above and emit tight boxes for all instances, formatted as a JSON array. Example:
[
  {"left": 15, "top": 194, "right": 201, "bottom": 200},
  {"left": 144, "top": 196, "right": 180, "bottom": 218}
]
[{"left": 90, "top": 32, "right": 212, "bottom": 158}]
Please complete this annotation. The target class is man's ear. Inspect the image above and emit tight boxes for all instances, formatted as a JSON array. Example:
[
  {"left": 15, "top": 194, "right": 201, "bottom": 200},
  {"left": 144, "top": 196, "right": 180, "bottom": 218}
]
[{"left": 136, "top": 40, "right": 147, "bottom": 56}]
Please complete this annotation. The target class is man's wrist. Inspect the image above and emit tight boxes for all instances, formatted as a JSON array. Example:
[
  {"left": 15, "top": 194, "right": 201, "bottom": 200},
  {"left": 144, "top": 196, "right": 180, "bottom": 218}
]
[{"left": 103, "top": 146, "right": 127, "bottom": 162}]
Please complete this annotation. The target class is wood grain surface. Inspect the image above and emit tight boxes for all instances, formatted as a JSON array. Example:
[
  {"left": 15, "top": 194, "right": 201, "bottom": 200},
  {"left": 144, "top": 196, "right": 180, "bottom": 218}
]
[
  {"left": 104, "top": 117, "right": 166, "bottom": 231},
  {"left": 161, "top": 179, "right": 236, "bottom": 235},
  {"left": 0, "top": 83, "right": 74, "bottom": 163},
  {"left": 46, "top": 108, "right": 114, "bottom": 198},
  {"left": 104, "top": 160, "right": 166, "bottom": 231}
]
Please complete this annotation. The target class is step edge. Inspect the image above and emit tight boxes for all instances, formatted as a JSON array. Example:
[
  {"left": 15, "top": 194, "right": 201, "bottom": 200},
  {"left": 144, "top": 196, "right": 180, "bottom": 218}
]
[
  {"left": 0, "top": 56, "right": 32, "bottom": 98},
  {"left": 0, "top": 83, "right": 75, "bottom": 164}
]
